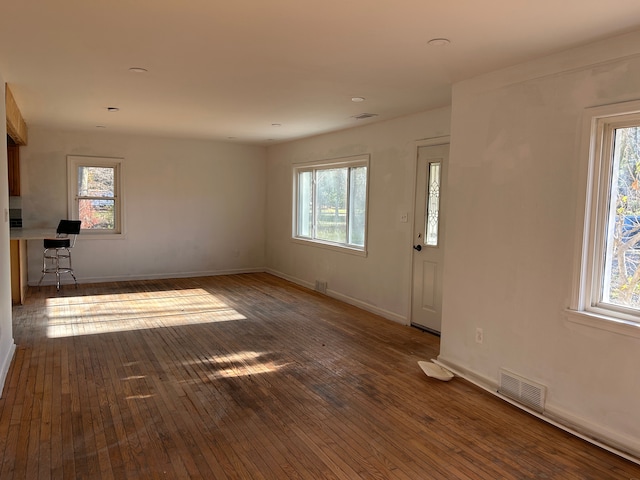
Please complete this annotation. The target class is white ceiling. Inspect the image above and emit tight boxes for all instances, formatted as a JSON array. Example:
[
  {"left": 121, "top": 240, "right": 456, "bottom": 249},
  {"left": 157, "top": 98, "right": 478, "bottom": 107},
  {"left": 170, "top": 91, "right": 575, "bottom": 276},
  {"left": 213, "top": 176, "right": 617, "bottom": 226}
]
[{"left": 2, "top": 1, "right": 640, "bottom": 145}]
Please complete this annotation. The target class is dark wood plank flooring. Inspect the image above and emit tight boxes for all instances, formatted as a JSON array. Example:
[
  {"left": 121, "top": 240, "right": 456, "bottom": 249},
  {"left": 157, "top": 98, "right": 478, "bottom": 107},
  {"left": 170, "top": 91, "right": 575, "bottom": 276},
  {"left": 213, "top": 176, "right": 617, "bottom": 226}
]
[{"left": 1, "top": 273, "right": 639, "bottom": 479}]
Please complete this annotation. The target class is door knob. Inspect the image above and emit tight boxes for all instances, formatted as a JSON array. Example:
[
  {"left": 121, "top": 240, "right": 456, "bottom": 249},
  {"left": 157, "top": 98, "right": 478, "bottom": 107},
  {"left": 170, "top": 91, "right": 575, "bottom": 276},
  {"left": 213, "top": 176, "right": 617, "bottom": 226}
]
[{"left": 413, "top": 244, "right": 422, "bottom": 251}]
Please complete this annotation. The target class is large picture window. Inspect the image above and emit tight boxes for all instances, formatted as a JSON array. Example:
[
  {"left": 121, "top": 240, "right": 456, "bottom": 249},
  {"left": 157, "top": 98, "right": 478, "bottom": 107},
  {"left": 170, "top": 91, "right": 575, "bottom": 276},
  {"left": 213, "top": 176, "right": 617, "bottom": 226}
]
[
  {"left": 294, "top": 155, "right": 369, "bottom": 252},
  {"left": 570, "top": 101, "right": 640, "bottom": 333},
  {"left": 67, "top": 156, "right": 123, "bottom": 235}
]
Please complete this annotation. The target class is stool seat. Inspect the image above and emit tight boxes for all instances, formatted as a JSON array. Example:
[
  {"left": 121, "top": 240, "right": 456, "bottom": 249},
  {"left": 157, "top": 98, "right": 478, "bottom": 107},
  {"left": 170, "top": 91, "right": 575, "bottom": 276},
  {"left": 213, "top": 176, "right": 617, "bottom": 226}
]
[{"left": 43, "top": 238, "right": 71, "bottom": 249}]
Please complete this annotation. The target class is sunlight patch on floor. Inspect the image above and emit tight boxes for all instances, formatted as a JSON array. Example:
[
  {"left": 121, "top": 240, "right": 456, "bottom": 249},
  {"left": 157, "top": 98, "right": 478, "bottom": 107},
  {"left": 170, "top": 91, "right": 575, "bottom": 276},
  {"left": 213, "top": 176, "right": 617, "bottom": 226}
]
[
  {"left": 46, "top": 288, "right": 246, "bottom": 338},
  {"left": 185, "top": 351, "right": 287, "bottom": 379}
]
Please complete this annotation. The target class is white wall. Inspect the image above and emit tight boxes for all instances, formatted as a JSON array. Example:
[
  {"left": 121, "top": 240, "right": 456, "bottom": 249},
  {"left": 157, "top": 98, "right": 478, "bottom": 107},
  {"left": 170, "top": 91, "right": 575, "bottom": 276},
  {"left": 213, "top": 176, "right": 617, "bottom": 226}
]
[
  {"left": 8, "top": 28, "right": 640, "bottom": 459},
  {"left": 439, "top": 31, "right": 640, "bottom": 457},
  {"left": 1, "top": 78, "right": 17, "bottom": 396},
  {"left": 21, "top": 127, "right": 267, "bottom": 283},
  {"left": 265, "top": 108, "right": 451, "bottom": 322}
]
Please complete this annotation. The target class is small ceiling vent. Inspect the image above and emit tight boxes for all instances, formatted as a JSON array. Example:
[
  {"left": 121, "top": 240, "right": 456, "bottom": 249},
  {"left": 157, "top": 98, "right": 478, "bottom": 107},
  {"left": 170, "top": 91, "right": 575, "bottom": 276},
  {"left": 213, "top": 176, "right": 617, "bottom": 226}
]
[
  {"left": 498, "top": 369, "right": 546, "bottom": 413},
  {"left": 352, "top": 113, "right": 378, "bottom": 120}
]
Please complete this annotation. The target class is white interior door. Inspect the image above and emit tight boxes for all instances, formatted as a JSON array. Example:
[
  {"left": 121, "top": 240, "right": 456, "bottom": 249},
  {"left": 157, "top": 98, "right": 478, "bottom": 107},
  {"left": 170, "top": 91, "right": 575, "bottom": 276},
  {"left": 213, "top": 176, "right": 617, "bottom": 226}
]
[{"left": 411, "top": 143, "right": 449, "bottom": 333}]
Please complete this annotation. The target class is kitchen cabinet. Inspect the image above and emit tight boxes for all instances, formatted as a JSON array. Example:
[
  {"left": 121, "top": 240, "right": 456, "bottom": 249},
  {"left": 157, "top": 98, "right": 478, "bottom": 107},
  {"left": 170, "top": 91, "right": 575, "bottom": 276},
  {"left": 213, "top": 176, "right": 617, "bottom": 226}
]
[{"left": 7, "top": 143, "right": 20, "bottom": 196}]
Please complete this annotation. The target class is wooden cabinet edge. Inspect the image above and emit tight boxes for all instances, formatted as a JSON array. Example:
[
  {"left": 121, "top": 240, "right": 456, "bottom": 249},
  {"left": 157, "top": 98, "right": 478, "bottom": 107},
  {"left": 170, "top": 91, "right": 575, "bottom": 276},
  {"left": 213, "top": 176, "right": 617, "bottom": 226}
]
[{"left": 10, "top": 239, "right": 27, "bottom": 305}]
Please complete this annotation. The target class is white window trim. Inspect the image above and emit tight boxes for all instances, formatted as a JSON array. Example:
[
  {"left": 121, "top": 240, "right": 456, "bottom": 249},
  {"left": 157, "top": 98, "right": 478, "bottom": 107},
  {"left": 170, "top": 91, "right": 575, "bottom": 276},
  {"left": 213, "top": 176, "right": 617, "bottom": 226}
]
[
  {"left": 567, "top": 100, "right": 640, "bottom": 338},
  {"left": 292, "top": 154, "right": 369, "bottom": 255},
  {"left": 67, "top": 155, "right": 125, "bottom": 238}
]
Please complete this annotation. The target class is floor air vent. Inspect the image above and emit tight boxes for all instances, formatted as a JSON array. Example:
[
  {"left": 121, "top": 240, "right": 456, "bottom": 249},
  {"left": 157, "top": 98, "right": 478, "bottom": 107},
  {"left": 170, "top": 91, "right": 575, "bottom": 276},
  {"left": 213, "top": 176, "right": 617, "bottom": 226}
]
[
  {"left": 498, "top": 369, "right": 546, "bottom": 413},
  {"left": 315, "top": 280, "right": 327, "bottom": 294}
]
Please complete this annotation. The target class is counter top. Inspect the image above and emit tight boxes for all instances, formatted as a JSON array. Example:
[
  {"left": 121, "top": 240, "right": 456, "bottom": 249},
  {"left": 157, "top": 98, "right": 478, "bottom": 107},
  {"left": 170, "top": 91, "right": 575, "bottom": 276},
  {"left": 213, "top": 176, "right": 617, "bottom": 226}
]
[{"left": 10, "top": 228, "right": 57, "bottom": 240}]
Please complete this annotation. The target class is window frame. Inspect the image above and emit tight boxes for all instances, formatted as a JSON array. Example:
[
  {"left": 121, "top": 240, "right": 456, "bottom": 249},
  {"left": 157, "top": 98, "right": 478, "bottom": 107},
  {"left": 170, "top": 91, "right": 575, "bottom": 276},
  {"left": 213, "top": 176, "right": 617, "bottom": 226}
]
[
  {"left": 292, "top": 154, "right": 369, "bottom": 255},
  {"left": 67, "top": 155, "right": 124, "bottom": 237},
  {"left": 568, "top": 100, "right": 640, "bottom": 336}
]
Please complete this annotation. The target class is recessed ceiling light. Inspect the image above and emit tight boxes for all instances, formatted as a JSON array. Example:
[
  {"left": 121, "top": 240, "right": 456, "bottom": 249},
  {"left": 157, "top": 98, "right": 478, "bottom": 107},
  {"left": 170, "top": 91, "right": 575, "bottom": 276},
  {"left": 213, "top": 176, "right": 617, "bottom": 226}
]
[
  {"left": 351, "top": 97, "right": 365, "bottom": 103},
  {"left": 428, "top": 38, "right": 451, "bottom": 47},
  {"left": 272, "top": 123, "right": 281, "bottom": 127},
  {"left": 106, "top": 107, "right": 120, "bottom": 112},
  {"left": 129, "top": 67, "right": 148, "bottom": 73},
  {"left": 96, "top": 125, "right": 107, "bottom": 128}
]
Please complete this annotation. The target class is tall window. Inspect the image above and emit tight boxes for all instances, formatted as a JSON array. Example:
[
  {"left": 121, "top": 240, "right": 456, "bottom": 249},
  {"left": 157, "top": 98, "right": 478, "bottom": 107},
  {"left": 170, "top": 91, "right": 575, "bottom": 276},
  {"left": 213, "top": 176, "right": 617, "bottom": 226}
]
[
  {"left": 572, "top": 101, "right": 640, "bottom": 330},
  {"left": 294, "top": 155, "right": 369, "bottom": 252},
  {"left": 67, "top": 156, "right": 123, "bottom": 234}
]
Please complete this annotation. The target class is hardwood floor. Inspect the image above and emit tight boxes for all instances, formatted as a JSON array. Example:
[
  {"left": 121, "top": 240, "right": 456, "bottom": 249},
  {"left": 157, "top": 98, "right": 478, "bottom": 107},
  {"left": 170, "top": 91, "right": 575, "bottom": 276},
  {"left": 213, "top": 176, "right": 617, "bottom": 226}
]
[{"left": 1, "top": 273, "right": 638, "bottom": 479}]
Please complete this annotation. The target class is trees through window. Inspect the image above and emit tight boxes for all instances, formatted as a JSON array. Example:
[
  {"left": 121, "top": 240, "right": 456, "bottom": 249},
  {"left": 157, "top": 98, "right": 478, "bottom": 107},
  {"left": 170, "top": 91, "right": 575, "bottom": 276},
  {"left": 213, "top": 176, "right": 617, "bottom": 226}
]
[
  {"left": 67, "top": 156, "right": 123, "bottom": 234},
  {"left": 601, "top": 124, "right": 640, "bottom": 310},
  {"left": 573, "top": 102, "right": 640, "bottom": 328},
  {"left": 294, "top": 155, "right": 368, "bottom": 252}
]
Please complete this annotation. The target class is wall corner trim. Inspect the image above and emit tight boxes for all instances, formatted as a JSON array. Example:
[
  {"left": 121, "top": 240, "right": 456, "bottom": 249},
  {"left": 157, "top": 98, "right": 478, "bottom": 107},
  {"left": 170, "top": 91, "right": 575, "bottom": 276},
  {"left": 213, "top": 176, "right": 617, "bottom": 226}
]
[{"left": 0, "top": 341, "right": 17, "bottom": 398}]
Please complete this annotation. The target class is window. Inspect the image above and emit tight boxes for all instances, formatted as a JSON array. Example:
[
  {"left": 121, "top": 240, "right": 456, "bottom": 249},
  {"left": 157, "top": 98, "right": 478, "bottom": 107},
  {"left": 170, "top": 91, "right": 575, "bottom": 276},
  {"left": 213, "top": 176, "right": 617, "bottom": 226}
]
[
  {"left": 67, "top": 156, "right": 123, "bottom": 235},
  {"left": 570, "top": 101, "right": 640, "bottom": 333},
  {"left": 293, "top": 154, "right": 369, "bottom": 252}
]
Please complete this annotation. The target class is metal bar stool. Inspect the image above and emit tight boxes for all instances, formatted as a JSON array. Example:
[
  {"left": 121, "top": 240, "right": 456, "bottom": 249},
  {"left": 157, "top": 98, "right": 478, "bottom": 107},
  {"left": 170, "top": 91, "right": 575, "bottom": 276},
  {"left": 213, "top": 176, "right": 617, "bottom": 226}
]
[{"left": 38, "top": 220, "right": 81, "bottom": 290}]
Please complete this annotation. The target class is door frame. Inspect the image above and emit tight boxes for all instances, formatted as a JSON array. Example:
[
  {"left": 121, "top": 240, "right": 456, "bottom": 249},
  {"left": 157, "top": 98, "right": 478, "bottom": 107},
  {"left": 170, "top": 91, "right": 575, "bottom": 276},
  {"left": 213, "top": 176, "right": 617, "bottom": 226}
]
[{"left": 408, "top": 135, "right": 451, "bottom": 329}]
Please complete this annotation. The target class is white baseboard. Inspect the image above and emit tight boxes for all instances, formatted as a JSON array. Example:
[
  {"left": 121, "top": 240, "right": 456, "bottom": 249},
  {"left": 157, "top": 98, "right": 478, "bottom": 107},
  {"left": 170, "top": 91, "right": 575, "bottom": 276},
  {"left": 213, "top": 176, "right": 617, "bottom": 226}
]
[
  {"left": 265, "top": 269, "right": 316, "bottom": 290},
  {"left": 265, "top": 268, "right": 408, "bottom": 325},
  {"left": 29, "top": 267, "right": 267, "bottom": 286},
  {"left": 0, "top": 341, "right": 16, "bottom": 398},
  {"left": 544, "top": 404, "right": 640, "bottom": 461},
  {"left": 434, "top": 356, "right": 640, "bottom": 465}
]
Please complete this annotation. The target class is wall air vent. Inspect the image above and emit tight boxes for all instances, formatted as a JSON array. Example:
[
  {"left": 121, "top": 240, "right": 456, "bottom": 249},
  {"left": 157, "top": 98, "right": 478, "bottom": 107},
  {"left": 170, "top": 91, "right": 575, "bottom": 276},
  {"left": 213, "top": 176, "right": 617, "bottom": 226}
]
[
  {"left": 498, "top": 369, "right": 546, "bottom": 413},
  {"left": 352, "top": 113, "right": 378, "bottom": 120}
]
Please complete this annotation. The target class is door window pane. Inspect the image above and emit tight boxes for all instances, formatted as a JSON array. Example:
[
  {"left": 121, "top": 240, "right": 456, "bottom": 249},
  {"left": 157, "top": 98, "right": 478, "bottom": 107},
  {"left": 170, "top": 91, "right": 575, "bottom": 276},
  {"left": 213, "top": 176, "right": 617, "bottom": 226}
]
[{"left": 425, "top": 162, "right": 441, "bottom": 246}]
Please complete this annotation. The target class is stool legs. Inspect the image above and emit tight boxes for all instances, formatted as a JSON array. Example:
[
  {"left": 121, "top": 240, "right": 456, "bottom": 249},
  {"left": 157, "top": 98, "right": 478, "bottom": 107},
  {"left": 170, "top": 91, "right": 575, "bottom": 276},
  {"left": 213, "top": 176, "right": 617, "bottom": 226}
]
[{"left": 38, "top": 247, "right": 78, "bottom": 291}]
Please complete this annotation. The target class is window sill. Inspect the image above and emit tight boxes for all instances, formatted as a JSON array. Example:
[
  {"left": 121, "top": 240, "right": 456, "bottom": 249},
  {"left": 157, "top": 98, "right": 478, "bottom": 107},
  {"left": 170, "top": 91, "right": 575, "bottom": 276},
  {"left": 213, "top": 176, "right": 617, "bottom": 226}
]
[
  {"left": 79, "top": 231, "right": 126, "bottom": 240},
  {"left": 564, "top": 308, "right": 640, "bottom": 338},
  {"left": 291, "top": 237, "right": 367, "bottom": 257}
]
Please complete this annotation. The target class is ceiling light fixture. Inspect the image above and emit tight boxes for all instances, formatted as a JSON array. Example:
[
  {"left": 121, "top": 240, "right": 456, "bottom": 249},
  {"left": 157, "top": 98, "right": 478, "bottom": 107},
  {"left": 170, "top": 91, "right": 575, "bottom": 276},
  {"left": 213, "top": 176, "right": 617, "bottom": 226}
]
[
  {"left": 106, "top": 107, "right": 120, "bottom": 112},
  {"left": 96, "top": 125, "right": 107, "bottom": 128},
  {"left": 428, "top": 38, "right": 451, "bottom": 47},
  {"left": 351, "top": 97, "right": 365, "bottom": 103},
  {"left": 272, "top": 123, "right": 281, "bottom": 127},
  {"left": 129, "top": 67, "right": 148, "bottom": 73}
]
